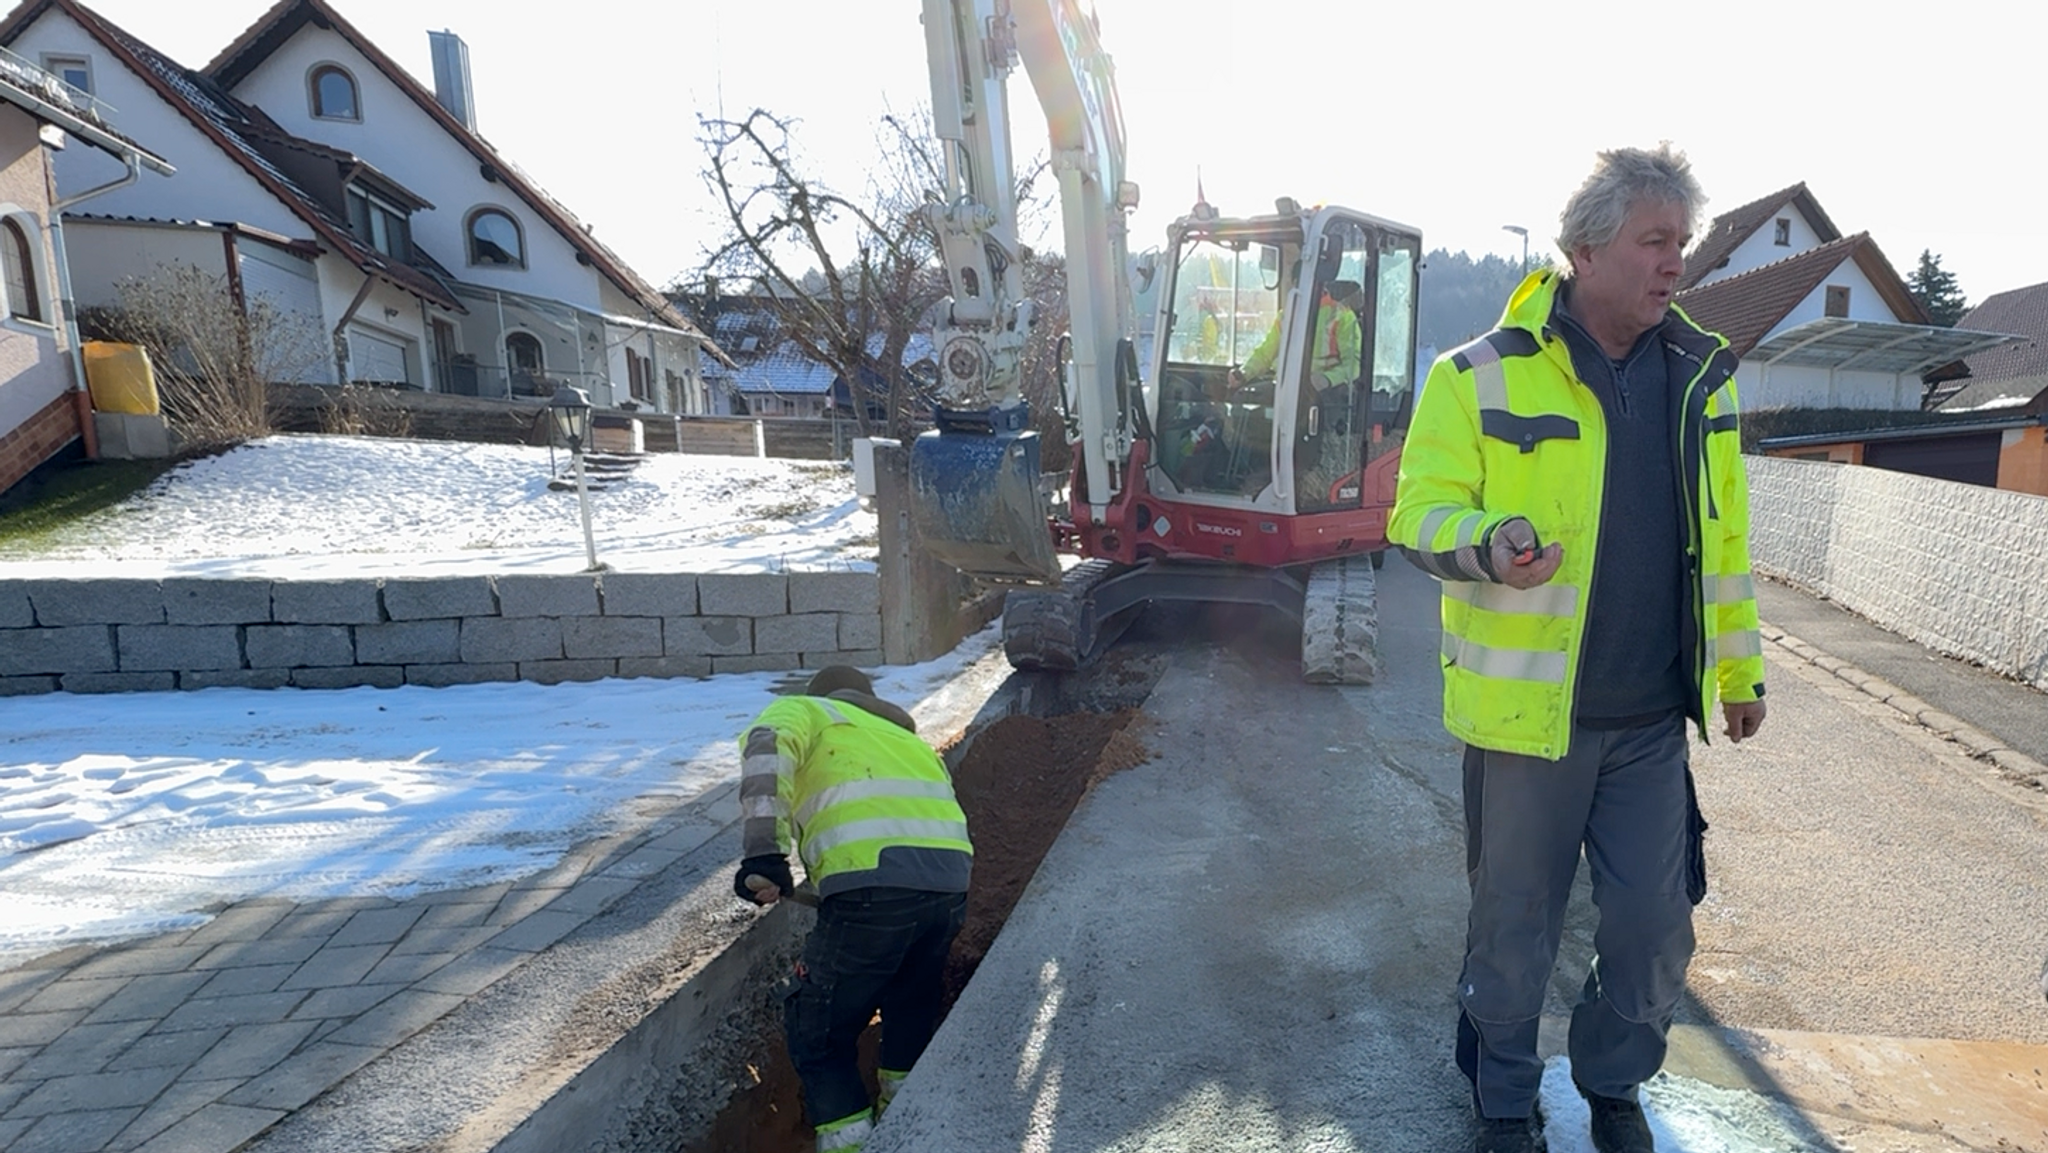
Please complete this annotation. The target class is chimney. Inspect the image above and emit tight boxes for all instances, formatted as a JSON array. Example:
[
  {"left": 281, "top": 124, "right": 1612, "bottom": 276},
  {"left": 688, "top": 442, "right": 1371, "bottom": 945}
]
[{"left": 428, "top": 30, "right": 475, "bottom": 131}]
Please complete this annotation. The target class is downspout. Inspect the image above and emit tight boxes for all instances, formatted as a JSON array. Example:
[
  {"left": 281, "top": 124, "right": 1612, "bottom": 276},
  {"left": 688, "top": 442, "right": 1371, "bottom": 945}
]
[
  {"left": 49, "top": 151, "right": 143, "bottom": 461},
  {"left": 331, "top": 268, "right": 379, "bottom": 386}
]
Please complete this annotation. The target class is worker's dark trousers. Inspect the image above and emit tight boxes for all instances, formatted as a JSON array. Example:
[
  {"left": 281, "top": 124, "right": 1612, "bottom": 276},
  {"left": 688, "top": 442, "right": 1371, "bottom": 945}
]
[
  {"left": 1455, "top": 715, "right": 1695, "bottom": 1120},
  {"left": 785, "top": 886, "right": 968, "bottom": 1130}
]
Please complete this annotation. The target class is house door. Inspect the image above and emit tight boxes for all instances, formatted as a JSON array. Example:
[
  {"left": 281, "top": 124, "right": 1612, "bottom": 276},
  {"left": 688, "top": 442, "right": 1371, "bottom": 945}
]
[
  {"left": 431, "top": 318, "right": 458, "bottom": 393},
  {"left": 506, "top": 332, "right": 545, "bottom": 396}
]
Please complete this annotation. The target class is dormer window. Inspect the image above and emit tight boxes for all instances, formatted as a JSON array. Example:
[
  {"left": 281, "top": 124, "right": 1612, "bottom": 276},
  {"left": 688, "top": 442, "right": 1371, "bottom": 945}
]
[
  {"left": 310, "top": 64, "right": 359, "bottom": 121},
  {"left": 467, "top": 208, "right": 524, "bottom": 268},
  {"left": 346, "top": 185, "right": 411, "bottom": 261}
]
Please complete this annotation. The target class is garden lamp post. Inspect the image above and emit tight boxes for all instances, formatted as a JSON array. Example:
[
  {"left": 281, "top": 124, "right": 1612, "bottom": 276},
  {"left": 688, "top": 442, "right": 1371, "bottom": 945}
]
[
  {"left": 1501, "top": 223, "right": 1529, "bottom": 276},
  {"left": 548, "top": 384, "right": 602, "bottom": 572}
]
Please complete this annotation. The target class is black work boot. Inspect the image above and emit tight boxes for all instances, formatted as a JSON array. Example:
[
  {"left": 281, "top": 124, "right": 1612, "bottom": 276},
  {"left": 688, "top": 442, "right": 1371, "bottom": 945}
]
[
  {"left": 1578, "top": 1082, "right": 1654, "bottom": 1152},
  {"left": 1473, "top": 1114, "right": 1542, "bottom": 1153}
]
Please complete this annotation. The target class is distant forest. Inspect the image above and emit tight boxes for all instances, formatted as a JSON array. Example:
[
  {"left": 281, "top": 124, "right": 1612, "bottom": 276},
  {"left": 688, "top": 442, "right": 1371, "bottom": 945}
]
[{"left": 1416, "top": 248, "right": 1549, "bottom": 356}]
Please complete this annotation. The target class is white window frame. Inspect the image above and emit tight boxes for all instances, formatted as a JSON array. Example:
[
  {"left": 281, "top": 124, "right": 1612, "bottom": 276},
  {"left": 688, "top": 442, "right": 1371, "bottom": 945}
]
[
  {"left": 40, "top": 54, "right": 90, "bottom": 95},
  {"left": 309, "top": 62, "right": 362, "bottom": 122},
  {"left": 0, "top": 207, "right": 50, "bottom": 333}
]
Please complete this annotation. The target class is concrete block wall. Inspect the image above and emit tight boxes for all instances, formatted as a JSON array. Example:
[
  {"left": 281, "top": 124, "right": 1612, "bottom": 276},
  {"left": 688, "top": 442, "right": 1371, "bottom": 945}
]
[
  {"left": 1747, "top": 455, "right": 2048, "bottom": 690},
  {"left": 0, "top": 570, "right": 884, "bottom": 696}
]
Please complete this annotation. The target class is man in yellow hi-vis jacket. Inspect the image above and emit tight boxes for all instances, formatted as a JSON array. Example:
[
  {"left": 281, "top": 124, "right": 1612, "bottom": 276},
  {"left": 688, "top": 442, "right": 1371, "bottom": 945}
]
[
  {"left": 1390, "top": 145, "right": 1765, "bottom": 1153},
  {"left": 735, "top": 666, "right": 972, "bottom": 1153}
]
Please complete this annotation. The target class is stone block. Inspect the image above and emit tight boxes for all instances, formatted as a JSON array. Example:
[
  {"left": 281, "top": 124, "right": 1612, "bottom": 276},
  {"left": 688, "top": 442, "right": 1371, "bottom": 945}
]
[
  {"left": 118, "top": 624, "right": 241, "bottom": 673},
  {"left": 162, "top": 579, "right": 272, "bottom": 625},
  {"left": 355, "top": 620, "right": 460, "bottom": 666},
  {"left": 519, "top": 658, "right": 615, "bottom": 684},
  {"left": 495, "top": 574, "right": 601, "bottom": 618},
  {"left": 838, "top": 612, "right": 883, "bottom": 650},
  {"left": 755, "top": 613, "right": 840, "bottom": 653},
  {"left": 247, "top": 625, "right": 355, "bottom": 669},
  {"left": 698, "top": 573, "right": 788, "bottom": 617},
  {"left": 0, "top": 580, "right": 36, "bottom": 627},
  {"left": 382, "top": 577, "right": 496, "bottom": 621},
  {"left": 460, "top": 617, "right": 563, "bottom": 663},
  {"left": 61, "top": 671, "right": 176, "bottom": 694},
  {"left": 563, "top": 616, "right": 662, "bottom": 659},
  {"left": 617, "top": 655, "right": 712, "bottom": 680},
  {"left": 791, "top": 571, "right": 880, "bottom": 615},
  {"left": 0, "top": 626, "right": 116, "bottom": 675},
  {"left": 27, "top": 579, "right": 163, "bottom": 625},
  {"left": 0, "top": 675, "right": 57, "bottom": 696},
  {"left": 804, "top": 649, "right": 885, "bottom": 668},
  {"left": 712, "top": 652, "right": 799, "bottom": 674},
  {"left": 600, "top": 572, "right": 697, "bottom": 617},
  {"left": 291, "top": 666, "right": 404, "bottom": 690},
  {"left": 182, "top": 669, "right": 292, "bottom": 691},
  {"left": 666, "top": 615, "right": 752, "bottom": 656},
  {"left": 273, "top": 580, "right": 382, "bottom": 625},
  {"left": 405, "top": 662, "right": 518, "bottom": 688}
]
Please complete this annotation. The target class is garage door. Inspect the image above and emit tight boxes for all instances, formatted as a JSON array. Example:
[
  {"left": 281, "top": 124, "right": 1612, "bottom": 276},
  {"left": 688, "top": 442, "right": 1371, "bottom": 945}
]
[
  {"left": 348, "top": 327, "right": 411, "bottom": 385},
  {"left": 1863, "top": 432, "right": 2000, "bottom": 488}
]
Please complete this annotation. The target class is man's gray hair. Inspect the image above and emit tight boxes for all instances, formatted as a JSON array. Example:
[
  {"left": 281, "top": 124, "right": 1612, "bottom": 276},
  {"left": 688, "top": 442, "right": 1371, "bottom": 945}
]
[{"left": 1555, "top": 143, "right": 1705, "bottom": 259}]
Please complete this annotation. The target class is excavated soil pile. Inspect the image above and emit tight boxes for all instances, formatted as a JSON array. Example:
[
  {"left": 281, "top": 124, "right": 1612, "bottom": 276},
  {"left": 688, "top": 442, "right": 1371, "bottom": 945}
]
[{"left": 683, "top": 709, "right": 1150, "bottom": 1153}]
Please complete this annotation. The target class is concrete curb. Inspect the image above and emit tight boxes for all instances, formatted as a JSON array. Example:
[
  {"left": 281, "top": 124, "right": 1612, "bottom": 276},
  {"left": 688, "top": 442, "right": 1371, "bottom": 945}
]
[{"left": 1760, "top": 621, "right": 2048, "bottom": 794}]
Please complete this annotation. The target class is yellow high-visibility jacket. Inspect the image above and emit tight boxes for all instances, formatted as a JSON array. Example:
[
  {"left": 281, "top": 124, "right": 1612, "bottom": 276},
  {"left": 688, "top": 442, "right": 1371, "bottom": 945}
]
[
  {"left": 739, "top": 691, "right": 972, "bottom": 897},
  {"left": 1389, "top": 271, "right": 1764, "bottom": 759},
  {"left": 1242, "top": 294, "right": 1361, "bottom": 384}
]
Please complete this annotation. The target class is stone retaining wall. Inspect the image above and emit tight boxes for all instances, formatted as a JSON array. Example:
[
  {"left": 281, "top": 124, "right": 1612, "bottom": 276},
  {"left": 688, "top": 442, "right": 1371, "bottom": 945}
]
[
  {"left": 1747, "top": 455, "right": 2048, "bottom": 690},
  {"left": 0, "top": 571, "right": 883, "bottom": 696}
]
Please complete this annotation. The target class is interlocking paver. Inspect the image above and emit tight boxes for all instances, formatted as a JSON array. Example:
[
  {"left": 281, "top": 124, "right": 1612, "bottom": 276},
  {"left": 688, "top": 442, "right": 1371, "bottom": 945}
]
[
  {"left": 0, "top": 1046, "right": 32, "bottom": 1081},
  {"left": 0, "top": 1118, "right": 31, "bottom": 1148},
  {"left": 411, "top": 881, "right": 511, "bottom": 907},
  {"left": 17, "top": 976, "right": 128, "bottom": 1015},
  {"left": 82, "top": 972, "right": 210, "bottom": 1025},
  {"left": 360, "top": 950, "right": 456, "bottom": 986},
  {"left": 68, "top": 946, "right": 211, "bottom": 982},
  {"left": 191, "top": 937, "right": 323, "bottom": 971},
  {"left": 0, "top": 968, "right": 60, "bottom": 1013},
  {"left": 130, "top": 1103, "right": 282, "bottom": 1153},
  {"left": 8, "top": 1065, "right": 179, "bottom": 1116},
  {"left": 482, "top": 886, "right": 566, "bottom": 927},
  {"left": 513, "top": 851, "right": 596, "bottom": 891},
  {"left": 321, "top": 990, "right": 464, "bottom": 1050},
  {"left": 0, "top": 1071, "right": 32, "bottom": 1111},
  {"left": 178, "top": 902, "right": 293, "bottom": 947},
  {"left": 486, "top": 909, "right": 590, "bottom": 953},
  {"left": 387, "top": 925, "right": 499, "bottom": 958},
  {"left": 598, "top": 845, "right": 683, "bottom": 879},
  {"left": 12, "top": 1019, "right": 152, "bottom": 1079},
  {"left": 549, "top": 875, "right": 640, "bottom": 915},
  {"left": 326, "top": 907, "right": 425, "bottom": 948},
  {"left": 0, "top": 1010, "right": 86, "bottom": 1048},
  {"left": 103, "top": 1027, "right": 226, "bottom": 1073},
  {"left": 183, "top": 1021, "right": 318, "bottom": 1081},
  {"left": 219, "top": 1041, "right": 378, "bottom": 1112},
  {"left": 412, "top": 902, "right": 493, "bottom": 931},
  {"left": 645, "top": 814, "right": 726, "bottom": 855},
  {"left": 278, "top": 944, "right": 390, "bottom": 991},
  {"left": 16, "top": 946, "right": 96, "bottom": 972},
  {"left": 9, "top": 1105, "right": 141, "bottom": 1153},
  {"left": 414, "top": 947, "right": 526, "bottom": 997},
  {"left": 108, "top": 1078, "right": 237, "bottom": 1152},
  {"left": 259, "top": 909, "right": 354, "bottom": 940},
  {"left": 157, "top": 991, "right": 308, "bottom": 1032},
  {"left": 286, "top": 983, "right": 403, "bottom": 1023},
  {"left": 192, "top": 964, "right": 298, "bottom": 999}
]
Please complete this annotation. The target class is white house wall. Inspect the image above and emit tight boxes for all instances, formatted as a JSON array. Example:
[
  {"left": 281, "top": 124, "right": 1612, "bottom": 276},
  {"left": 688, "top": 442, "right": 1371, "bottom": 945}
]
[
  {"left": 226, "top": 28, "right": 604, "bottom": 312},
  {"left": 313, "top": 256, "right": 430, "bottom": 386},
  {"left": 60, "top": 219, "right": 227, "bottom": 312},
  {"left": 1734, "top": 362, "right": 1918, "bottom": 411},
  {"left": 0, "top": 110, "right": 67, "bottom": 440},
  {"left": 1692, "top": 201, "right": 1829, "bottom": 287},
  {"left": 9, "top": 10, "right": 307, "bottom": 238},
  {"left": 1774, "top": 260, "right": 1898, "bottom": 329}
]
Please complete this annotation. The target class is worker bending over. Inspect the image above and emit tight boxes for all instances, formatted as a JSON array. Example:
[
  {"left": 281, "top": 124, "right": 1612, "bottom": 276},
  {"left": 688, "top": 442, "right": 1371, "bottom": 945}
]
[{"left": 735, "top": 665, "right": 973, "bottom": 1153}]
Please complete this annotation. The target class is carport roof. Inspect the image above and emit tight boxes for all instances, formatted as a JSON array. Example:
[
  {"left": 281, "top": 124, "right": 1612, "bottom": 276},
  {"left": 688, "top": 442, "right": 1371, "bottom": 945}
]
[
  {"left": 1748, "top": 316, "right": 2027, "bottom": 375},
  {"left": 1757, "top": 411, "right": 2045, "bottom": 450}
]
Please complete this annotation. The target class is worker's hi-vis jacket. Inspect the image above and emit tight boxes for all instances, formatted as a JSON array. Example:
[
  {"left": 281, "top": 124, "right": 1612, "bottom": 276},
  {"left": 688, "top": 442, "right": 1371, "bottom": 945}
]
[
  {"left": 1243, "top": 295, "right": 1362, "bottom": 384},
  {"left": 1389, "top": 271, "right": 1765, "bottom": 760},
  {"left": 739, "top": 691, "right": 972, "bottom": 898}
]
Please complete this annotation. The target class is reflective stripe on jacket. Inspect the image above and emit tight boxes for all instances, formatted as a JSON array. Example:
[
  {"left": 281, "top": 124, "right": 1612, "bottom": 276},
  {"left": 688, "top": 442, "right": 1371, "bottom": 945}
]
[
  {"left": 1242, "top": 295, "right": 1362, "bottom": 383},
  {"left": 1388, "top": 270, "right": 1764, "bottom": 759},
  {"left": 739, "top": 694, "right": 972, "bottom": 896}
]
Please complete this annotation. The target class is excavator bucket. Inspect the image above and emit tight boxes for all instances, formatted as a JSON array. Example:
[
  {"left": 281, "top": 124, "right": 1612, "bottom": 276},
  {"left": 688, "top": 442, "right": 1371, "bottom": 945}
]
[{"left": 908, "top": 428, "right": 1063, "bottom": 583}]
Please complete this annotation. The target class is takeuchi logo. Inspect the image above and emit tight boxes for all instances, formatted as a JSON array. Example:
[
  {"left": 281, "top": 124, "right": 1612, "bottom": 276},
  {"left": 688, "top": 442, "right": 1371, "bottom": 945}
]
[{"left": 1194, "top": 522, "right": 1242, "bottom": 537}]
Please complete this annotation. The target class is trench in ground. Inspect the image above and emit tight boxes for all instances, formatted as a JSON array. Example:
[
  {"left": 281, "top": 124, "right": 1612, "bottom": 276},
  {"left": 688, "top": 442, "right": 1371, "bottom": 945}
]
[{"left": 678, "top": 646, "right": 1167, "bottom": 1153}]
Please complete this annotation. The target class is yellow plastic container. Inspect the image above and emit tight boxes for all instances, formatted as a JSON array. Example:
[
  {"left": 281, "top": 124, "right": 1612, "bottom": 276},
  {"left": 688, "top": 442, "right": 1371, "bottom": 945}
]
[{"left": 83, "top": 341, "right": 160, "bottom": 415}]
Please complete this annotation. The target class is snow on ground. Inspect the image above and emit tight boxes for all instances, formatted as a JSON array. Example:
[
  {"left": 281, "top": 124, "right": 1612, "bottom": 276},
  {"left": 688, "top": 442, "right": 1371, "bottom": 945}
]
[{"left": 0, "top": 434, "right": 876, "bottom": 578}]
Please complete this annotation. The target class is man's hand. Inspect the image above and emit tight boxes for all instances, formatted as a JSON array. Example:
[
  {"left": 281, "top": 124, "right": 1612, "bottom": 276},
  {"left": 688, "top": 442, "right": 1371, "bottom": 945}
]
[
  {"left": 734, "top": 854, "right": 794, "bottom": 905},
  {"left": 1487, "top": 517, "right": 1564, "bottom": 590},
  {"left": 1723, "top": 699, "right": 1766, "bottom": 744}
]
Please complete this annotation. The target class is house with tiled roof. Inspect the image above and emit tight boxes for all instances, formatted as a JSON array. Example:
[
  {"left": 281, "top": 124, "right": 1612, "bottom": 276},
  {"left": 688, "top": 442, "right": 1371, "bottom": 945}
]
[
  {"left": 1930, "top": 281, "right": 2048, "bottom": 415},
  {"left": 693, "top": 293, "right": 937, "bottom": 422},
  {"left": 0, "top": 0, "right": 724, "bottom": 416},
  {"left": 0, "top": 39, "right": 174, "bottom": 497},
  {"left": 1675, "top": 185, "right": 2021, "bottom": 411}
]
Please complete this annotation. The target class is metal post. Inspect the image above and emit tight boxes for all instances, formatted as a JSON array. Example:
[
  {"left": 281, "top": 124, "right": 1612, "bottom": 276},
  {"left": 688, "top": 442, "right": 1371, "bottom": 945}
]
[{"left": 572, "top": 446, "right": 600, "bottom": 572}]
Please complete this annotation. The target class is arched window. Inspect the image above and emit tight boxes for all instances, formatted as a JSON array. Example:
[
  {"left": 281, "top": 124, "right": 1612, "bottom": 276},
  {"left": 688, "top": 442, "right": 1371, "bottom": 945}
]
[
  {"left": 506, "top": 331, "right": 544, "bottom": 394},
  {"left": 310, "top": 64, "right": 358, "bottom": 120},
  {"left": 468, "top": 208, "right": 524, "bottom": 268},
  {"left": 3, "top": 218, "right": 41, "bottom": 323}
]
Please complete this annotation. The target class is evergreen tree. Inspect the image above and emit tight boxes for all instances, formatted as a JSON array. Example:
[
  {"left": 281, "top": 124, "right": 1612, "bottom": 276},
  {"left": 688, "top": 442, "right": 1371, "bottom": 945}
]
[{"left": 1907, "top": 249, "right": 1968, "bottom": 327}]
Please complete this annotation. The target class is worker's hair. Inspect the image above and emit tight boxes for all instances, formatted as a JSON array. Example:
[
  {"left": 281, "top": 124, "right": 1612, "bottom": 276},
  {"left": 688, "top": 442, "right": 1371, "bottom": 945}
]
[
  {"left": 806, "top": 665, "right": 874, "bottom": 697},
  {"left": 1555, "top": 143, "right": 1705, "bottom": 265}
]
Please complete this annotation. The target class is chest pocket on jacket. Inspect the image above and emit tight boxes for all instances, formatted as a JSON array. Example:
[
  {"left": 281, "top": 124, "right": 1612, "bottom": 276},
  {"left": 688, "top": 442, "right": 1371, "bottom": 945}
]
[{"left": 1481, "top": 411, "right": 1580, "bottom": 455}]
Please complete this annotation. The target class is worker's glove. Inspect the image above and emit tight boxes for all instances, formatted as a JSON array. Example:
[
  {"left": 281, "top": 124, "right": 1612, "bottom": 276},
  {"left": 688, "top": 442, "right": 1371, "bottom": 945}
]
[
  {"left": 734, "top": 854, "right": 794, "bottom": 904},
  {"left": 1481, "top": 517, "right": 1540, "bottom": 581}
]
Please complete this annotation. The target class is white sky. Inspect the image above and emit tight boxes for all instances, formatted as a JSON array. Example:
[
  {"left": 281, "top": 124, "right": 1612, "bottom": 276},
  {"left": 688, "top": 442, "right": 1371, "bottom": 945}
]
[{"left": 76, "top": 0, "right": 2048, "bottom": 309}]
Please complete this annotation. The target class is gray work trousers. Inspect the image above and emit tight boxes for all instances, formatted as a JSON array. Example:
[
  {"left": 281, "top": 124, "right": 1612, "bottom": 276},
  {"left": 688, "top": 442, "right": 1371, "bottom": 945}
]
[{"left": 1456, "top": 715, "right": 1695, "bottom": 1119}]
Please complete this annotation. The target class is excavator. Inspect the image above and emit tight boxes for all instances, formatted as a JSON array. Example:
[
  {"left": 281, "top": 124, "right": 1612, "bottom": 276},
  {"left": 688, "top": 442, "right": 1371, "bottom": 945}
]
[{"left": 911, "top": 0, "right": 1422, "bottom": 682}]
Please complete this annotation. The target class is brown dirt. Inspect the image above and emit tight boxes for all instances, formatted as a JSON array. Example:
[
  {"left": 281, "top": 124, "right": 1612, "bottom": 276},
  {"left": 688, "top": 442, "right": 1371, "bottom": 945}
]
[{"left": 681, "top": 709, "right": 1149, "bottom": 1153}]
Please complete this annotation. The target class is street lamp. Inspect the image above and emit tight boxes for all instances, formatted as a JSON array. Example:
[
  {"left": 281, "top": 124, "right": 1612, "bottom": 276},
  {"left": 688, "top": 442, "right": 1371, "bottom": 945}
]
[
  {"left": 1501, "top": 224, "right": 1529, "bottom": 276},
  {"left": 548, "top": 384, "right": 602, "bottom": 572}
]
